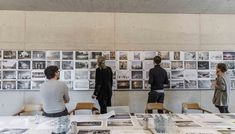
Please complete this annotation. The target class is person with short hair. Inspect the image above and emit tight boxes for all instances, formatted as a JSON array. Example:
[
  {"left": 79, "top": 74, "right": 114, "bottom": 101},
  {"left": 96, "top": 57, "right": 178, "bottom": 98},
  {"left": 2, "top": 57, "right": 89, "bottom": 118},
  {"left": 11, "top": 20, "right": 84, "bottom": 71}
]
[
  {"left": 40, "top": 65, "right": 70, "bottom": 117},
  {"left": 92, "top": 56, "right": 113, "bottom": 114},
  {"left": 148, "top": 56, "right": 169, "bottom": 113},
  {"left": 212, "top": 63, "right": 231, "bottom": 113}
]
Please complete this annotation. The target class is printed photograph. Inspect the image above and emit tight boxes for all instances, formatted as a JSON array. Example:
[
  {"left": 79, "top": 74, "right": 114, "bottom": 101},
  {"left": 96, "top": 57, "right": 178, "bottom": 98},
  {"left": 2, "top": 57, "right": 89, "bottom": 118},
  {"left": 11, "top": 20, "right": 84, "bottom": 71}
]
[
  {"left": 18, "top": 71, "right": 31, "bottom": 79},
  {"left": 89, "top": 71, "right": 96, "bottom": 80},
  {"left": 18, "top": 60, "right": 31, "bottom": 69},
  {"left": 131, "top": 80, "right": 143, "bottom": 89},
  {"left": 224, "top": 61, "right": 235, "bottom": 69},
  {"left": 90, "top": 51, "right": 102, "bottom": 59},
  {"left": 171, "top": 61, "right": 183, "bottom": 70},
  {"left": 75, "top": 61, "right": 88, "bottom": 69},
  {"left": 198, "top": 61, "right": 209, "bottom": 70},
  {"left": 160, "top": 61, "right": 171, "bottom": 69},
  {"left": 210, "top": 51, "right": 223, "bottom": 60},
  {"left": 210, "top": 61, "right": 222, "bottom": 70},
  {"left": 198, "top": 71, "right": 210, "bottom": 78},
  {"left": 198, "top": 51, "right": 209, "bottom": 60},
  {"left": 90, "top": 61, "right": 97, "bottom": 69},
  {"left": 75, "top": 51, "right": 88, "bottom": 60},
  {"left": 32, "top": 51, "right": 46, "bottom": 60},
  {"left": 171, "top": 70, "right": 184, "bottom": 79},
  {"left": 75, "top": 70, "right": 88, "bottom": 79},
  {"left": 144, "top": 51, "right": 156, "bottom": 60},
  {"left": 89, "top": 80, "right": 95, "bottom": 89},
  {"left": 47, "top": 61, "right": 60, "bottom": 69},
  {"left": 184, "top": 80, "right": 197, "bottom": 89},
  {"left": 110, "top": 51, "right": 116, "bottom": 60},
  {"left": 18, "top": 51, "right": 31, "bottom": 59},
  {"left": 76, "top": 121, "right": 102, "bottom": 126},
  {"left": 17, "top": 81, "right": 31, "bottom": 90},
  {"left": 2, "top": 60, "right": 17, "bottom": 69},
  {"left": 78, "top": 130, "right": 110, "bottom": 134},
  {"left": 117, "top": 80, "right": 130, "bottom": 89},
  {"left": 102, "top": 51, "right": 110, "bottom": 60},
  {"left": 135, "top": 113, "right": 153, "bottom": 118},
  {"left": 143, "top": 61, "right": 154, "bottom": 71},
  {"left": 184, "top": 51, "right": 196, "bottom": 60},
  {"left": 3, "top": 71, "right": 16, "bottom": 79},
  {"left": 0, "top": 128, "right": 28, "bottom": 134},
  {"left": 105, "top": 60, "right": 116, "bottom": 71},
  {"left": 131, "top": 61, "right": 142, "bottom": 70},
  {"left": 116, "top": 70, "right": 130, "bottom": 80},
  {"left": 227, "top": 70, "right": 235, "bottom": 78},
  {"left": 107, "top": 120, "right": 133, "bottom": 126},
  {"left": 31, "top": 81, "right": 44, "bottom": 90},
  {"left": 223, "top": 52, "right": 235, "bottom": 60},
  {"left": 118, "top": 51, "right": 128, "bottom": 60},
  {"left": 109, "top": 114, "right": 131, "bottom": 119},
  {"left": 184, "top": 61, "right": 196, "bottom": 70},
  {"left": 130, "top": 51, "right": 142, "bottom": 60},
  {"left": 198, "top": 80, "right": 211, "bottom": 89},
  {"left": 62, "top": 61, "right": 74, "bottom": 70},
  {"left": 159, "top": 51, "right": 170, "bottom": 60},
  {"left": 61, "top": 70, "right": 73, "bottom": 80},
  {"left": 46, "top": 51, "right": 60, "bottom": 60},
  {"left": 184, "top": 70, "right": 197, "bottom": 80},
  {"left": 62, "top": 51, "right": 74, "bottom": 60},
  {"left": 171, "top": 80, "right": 184, "bottom": 89},
  {"left": 32, "top": 71, "right": 45, "bottom": 80},
  {"left": 172, "top": 51, "right": 183, "bottom": 60},
  {"left": 119, "top": 61, "right": 128, "bottom": 70},
  {"left": 32, "top": 61, "right": 46, "bottom": 70},
  {"left": 74, "top": 80, "right": 89, "bottom": 90},
  {"left": 3, "top": 50, "right": 16, "bottom": 59},
  {"left": 131, "top": 71, "right": 143, "bottom": 79},
  {"left": 2, "top": 81, "right": 16, "bottom": 90}
]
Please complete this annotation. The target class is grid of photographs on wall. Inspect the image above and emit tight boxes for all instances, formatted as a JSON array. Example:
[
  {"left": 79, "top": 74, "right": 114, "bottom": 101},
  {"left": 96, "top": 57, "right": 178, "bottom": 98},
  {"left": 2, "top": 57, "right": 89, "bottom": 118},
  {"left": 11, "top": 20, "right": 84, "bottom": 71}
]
[{"left": 0, "top": 50, "right": 234, "bottom": 90}]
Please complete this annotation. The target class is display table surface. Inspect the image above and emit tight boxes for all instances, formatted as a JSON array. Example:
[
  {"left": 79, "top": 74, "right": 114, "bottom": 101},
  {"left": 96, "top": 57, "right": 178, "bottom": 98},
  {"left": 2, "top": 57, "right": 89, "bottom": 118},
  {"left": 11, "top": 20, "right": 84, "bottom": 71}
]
[{"left": 1, "top": 113, "right": 235, "bottom": 134}]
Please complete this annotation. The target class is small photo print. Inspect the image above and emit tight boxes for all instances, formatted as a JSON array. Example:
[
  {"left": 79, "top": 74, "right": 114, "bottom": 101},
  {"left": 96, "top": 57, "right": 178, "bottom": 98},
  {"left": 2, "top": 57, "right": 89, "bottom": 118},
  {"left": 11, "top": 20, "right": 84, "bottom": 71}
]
[
  {"left": 143, "top": 61, "right": 154, "bottom": 71},
  {"left": 75, "top": 61, "right": 89, "bottom": 69},
  {"left": 89, "top": 80, "right": 95, "bottom": 89},
  {"left": 2, "top": 81, "right": 16, "bottom": 90},
  {"left": 184, "top": 51, "right": 196, "bottom": 60},
  {"left": 18, "top": 51, "right": 31, "bottom": 59},
  {"left": 90, "top": 51, "right": 102, "bottom": 60},
  {"left": 18, "top": 71, "right": 31, "bottom": 79},
  {"left": 75, "top": 70, "right": 88, "bottom": 79},
  {"left": 47, "top": 61, "right": 60, "bottom": 69},
  {"left": 117, "top": 80, "right": 130, "bottom": 89},
  {"left": 62, "top": 51, "right": 74, "bottom": 60},
  {"left": 198, "top": 80, "right": 211, "bottom": 89},
  {"left": 227, "top": 70, "right": 235, "bottom": 78},
  {"left": 110, "top": 51, "right": 116, "bottom": 60},
  {"left": 32, "top": 81, "right": 44, "bottom": 90},
  {"left": 32, "top": 51, "right": 46, "bottom": 60},
  {"left": 0, "top": 128, "right": 28, "bottom": 134},
  {"left": 223, "top": 52, "right": 235, "bottom": 60},
  {"left": 198, "top": 61, "right": 209, "bottom": 70},
  {"left": 105, "top": 60, "right": 116, "bottom": 71},
  {"left": 184, "top": 61, "right": 196, "bottom": 69},
  {"left": 32, "top": 61, "right": 46, "bottom": 70},
  {"left": 131, "top": 71, "right": 143, "bottom": 79},
  {"left": 224, "top": 61, "right": 235, "bottom": 69},
  {"left": 62, "top": 61, "right": 74, "bottom": 70},
  {"left": 171, "top": 70, "right": 184, "bottom": 79},
  {"left": 131, "top": 61, "right": 142, "bottom": 70},
  {"left": 131, "top": 80, "right": 143, "bottom": 89},
  {"left": 175, "top": 121, "right": 201, "bottom": 127},
  {"left": 130, "top": 51, "right": 142, "bottom": 60},
  {"left": 171, "top": 61, "right": 183, "bottom": 70},
  {"left": 46, "top": 51, "right": 60, "bottom": 60},
  {"left": 184, "top": 70, "right": 197, "bottom": 80},
  {"left": 198, "top": 71, "right": 210, "bottom": 78},
  {"left": 119, "top": 51, "right": 128, "bottom": 60},
  {"left": 172, "top": 51, "right": 183, "bottom": 60},
  {"left": 171, "top": 80, "right": 184, "bottom": 89},
  {"left": 198, "top": 51, "right": 209, "bottom": 60},
  {"left": 75, "top": 51, "right": 88, "bottom": 60},
  {"left": 3, "top": 71, "right": 16, "bottom": 79},
  {"left": 116, "top": 70, "right": 130, "bottom": 80},
  {"left": 32, "top": 70, "right": 45, "bottom": 80},
  {"left": 61, "top": 70, "right": 73, "bottom": 80},
  {"left": 78, "top": 130, "right": 110, "bottom": 134},
  {"left": 3, "top": 50, "right": 16, "bottom": 59},
  {"left": 2, "top": 60, "right": 17, "bottom": 69},
  {"left": 74, "top": 80, "right": 89, "bottom": 90},
  {"left": 210, "top": 61, "right": 222, "bottom": 70},
  {"left": 89, "top": 71, "right": 96, "bottom": 79},
  {"left": 90, "top": 61, "right": 97, "bottom": 69},
  {"left": 18, "top": 60, "right": 31, "bottom": 69},
  {"left": 160, "top": 61, "right": 171, "bottom": 69},
  {"left": 119, "top": 61, "right": 128, "bottom": 70},
  {"left": 107, "top": 120, "right": 133, "bottom": 126},
  {"left": 17, "top": 81, "right": 31, "bottom": 90},
  {"left": 144, "top": 51, "right": 156, "bottom": 60},
  {"left": 159, "top": 51, "right": 170, "bottom": 60},
  {"left": 102, "top": 51, "right": 110, "bottom": 60},
  {"left": 210, "top": 51, "right": 223, "bottom": 60},
  {"left": 184, "top": 80, "right": 197, "bottom": 89}
]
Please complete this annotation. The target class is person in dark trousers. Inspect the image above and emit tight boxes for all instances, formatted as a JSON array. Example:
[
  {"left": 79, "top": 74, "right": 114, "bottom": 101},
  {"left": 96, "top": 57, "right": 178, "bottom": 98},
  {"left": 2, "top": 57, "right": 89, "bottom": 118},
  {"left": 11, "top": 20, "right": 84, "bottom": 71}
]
[
  {"left": 213, "top": 63, "right": 231, "bottom": 113},
  {"left": 148, "top": 56, "right": 169, "bottom": 113},
  {"left": 92, "top": 56, "right": 113, "bottom": 114}
]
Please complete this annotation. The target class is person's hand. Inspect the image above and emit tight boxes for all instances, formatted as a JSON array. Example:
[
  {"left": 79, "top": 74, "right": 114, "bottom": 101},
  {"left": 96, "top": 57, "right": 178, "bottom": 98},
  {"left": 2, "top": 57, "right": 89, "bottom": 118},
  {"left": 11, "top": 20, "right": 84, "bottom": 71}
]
[{"left": 92, "top": 95, "right": 97, "bottom": 99}]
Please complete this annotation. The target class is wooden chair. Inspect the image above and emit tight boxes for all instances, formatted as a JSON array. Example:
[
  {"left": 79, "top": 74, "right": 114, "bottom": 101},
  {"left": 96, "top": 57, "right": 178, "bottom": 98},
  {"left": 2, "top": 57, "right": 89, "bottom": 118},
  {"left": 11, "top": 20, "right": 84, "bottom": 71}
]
[
  {"left": 69, "top": 102, "right": 100, "bottom": 115},
  {"left": 182, "top": 103, "right": 212, "bottom": 113},
  {"left": 145, "top": 103, "right": 172, "bottom": 113},
  {"left": 13, "top": 104, "right": 43, "bottom": 116}
]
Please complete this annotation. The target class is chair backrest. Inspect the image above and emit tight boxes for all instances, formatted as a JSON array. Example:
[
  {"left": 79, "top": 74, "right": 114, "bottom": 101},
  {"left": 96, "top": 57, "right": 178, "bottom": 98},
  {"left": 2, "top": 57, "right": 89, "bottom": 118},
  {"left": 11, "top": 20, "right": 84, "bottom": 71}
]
[
  {"left": 107, "top": 106, "right": 130, "bottom": 113},
  {"left": 146, "top": 103, "right": 164, "bottom": 111},
  {"left": 75, "top": 102, "right": 95, "bottom": 110},
  {"left": 23, "top": 104, "right": 43, "bottom": 112},
  {"left": 182, "top": 103, "right": 200, "bottom": 109}
]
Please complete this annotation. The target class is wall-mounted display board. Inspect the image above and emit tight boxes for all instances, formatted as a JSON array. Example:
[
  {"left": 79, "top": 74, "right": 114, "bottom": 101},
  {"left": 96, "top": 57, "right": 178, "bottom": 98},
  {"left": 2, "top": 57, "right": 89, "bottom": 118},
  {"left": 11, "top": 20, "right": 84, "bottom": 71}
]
[{"left": 0, "top": 50, "right": 234, "bottom": 91}]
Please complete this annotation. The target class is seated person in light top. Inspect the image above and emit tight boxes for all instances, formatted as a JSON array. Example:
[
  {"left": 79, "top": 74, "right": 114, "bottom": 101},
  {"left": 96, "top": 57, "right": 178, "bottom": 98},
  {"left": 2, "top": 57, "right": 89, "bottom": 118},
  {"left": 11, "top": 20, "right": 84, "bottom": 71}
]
[{"left": 40, "top": 66, "right": 70, "bottom": 117}]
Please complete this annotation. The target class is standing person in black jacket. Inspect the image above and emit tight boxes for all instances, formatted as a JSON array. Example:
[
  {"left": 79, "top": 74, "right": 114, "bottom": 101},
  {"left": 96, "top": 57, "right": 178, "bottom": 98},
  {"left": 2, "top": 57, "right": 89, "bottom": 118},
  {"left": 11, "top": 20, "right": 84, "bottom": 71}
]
[
  {"left": 92, "top": 56, "right": 113, "bottom": 114},
  {"left": 148, "top": 56, "right": 169, "bottom": 113}
]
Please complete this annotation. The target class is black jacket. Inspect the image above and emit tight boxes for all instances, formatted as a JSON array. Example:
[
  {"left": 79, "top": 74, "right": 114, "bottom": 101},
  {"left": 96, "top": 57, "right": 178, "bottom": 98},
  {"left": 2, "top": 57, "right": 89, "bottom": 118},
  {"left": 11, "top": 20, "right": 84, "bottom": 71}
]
[
  {"left": 149, "top": 65, "right": 169, "bottom": 90},
  {"left": 93, "top": 66, "right": 113, "bottom": 100}
]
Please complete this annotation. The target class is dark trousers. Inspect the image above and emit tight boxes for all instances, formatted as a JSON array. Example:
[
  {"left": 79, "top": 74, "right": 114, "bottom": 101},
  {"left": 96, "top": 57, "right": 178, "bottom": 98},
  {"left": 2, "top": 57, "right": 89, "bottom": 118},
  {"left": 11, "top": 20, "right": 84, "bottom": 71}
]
[
  {"left": 98, "top": 98, "right": 111, "bottom": 114},
  {"left": 147, "top": 91, "right": 164, "bottom": 113},
  {"left": 43, "top": 108, "right": 69, "bottom": 117},
  {"left": 216, "top": 105, "right": 229, "bottom": 113}
]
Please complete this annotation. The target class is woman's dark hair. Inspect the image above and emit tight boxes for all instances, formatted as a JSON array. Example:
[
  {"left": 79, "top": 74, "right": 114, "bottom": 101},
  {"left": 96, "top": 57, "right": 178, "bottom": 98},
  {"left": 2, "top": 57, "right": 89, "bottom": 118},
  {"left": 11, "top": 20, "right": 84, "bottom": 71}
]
[
  {"left": 154, "top": 56, "right": 162, "bottom": 65},
  {"left": 44, "top": 66, "right": 59, "bottom": 79},
  {"left": 217, "top": 63, "right": 227, "bottom": 72}
]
